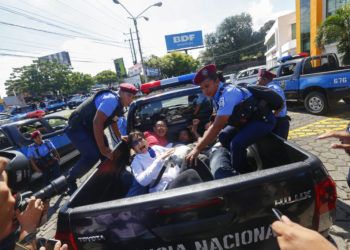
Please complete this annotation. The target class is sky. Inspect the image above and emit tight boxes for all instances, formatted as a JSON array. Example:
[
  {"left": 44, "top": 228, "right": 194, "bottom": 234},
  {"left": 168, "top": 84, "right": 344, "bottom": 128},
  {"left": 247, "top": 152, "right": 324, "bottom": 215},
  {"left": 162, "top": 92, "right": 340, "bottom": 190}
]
[{"left": 0, "top": 0, "right": 295, "bottom": 97}]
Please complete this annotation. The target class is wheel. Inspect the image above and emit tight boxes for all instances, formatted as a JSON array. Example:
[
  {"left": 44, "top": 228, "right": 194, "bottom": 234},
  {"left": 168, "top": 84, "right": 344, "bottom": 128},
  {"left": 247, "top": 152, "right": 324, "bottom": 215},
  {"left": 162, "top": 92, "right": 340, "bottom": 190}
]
[
  {"left": 304, "top": 91, "right": 328, "bottom": 115},
  {"left": 343, "top": 97, "right": 350, "bottom": 104}
]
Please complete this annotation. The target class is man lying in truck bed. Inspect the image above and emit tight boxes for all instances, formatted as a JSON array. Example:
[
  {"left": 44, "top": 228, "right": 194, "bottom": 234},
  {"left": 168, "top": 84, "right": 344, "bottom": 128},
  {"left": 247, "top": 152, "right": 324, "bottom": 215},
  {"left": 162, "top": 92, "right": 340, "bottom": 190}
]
[{"left": 55, "top": 73, "right": 337, "bottom": 250}]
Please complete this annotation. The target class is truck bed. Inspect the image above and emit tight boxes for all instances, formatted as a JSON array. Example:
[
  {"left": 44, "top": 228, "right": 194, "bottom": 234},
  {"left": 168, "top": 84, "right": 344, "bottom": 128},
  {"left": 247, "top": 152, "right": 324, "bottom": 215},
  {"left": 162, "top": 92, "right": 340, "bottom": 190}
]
[{"left": 56, "top": 135, "right": 337, "bottom": 250}]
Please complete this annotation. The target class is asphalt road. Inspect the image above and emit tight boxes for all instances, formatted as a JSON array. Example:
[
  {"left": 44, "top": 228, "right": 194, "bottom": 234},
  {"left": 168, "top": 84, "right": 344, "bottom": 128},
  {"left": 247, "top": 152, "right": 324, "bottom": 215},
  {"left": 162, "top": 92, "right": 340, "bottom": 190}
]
[{"left": 37, "top": 102, "right": 350, "bottom": 249}]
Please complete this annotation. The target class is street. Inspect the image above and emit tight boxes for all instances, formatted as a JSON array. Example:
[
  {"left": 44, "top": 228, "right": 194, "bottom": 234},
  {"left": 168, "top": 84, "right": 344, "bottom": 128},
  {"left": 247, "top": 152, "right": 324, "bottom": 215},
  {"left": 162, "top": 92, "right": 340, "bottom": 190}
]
[{"left": 38, "top": 103, "right": 350, "bottom": 249}]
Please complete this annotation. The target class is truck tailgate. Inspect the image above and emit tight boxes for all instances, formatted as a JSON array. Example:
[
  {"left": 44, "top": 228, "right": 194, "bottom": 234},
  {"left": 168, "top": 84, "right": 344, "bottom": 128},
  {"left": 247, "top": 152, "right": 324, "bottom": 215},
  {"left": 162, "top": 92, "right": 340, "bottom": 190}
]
[{"left": 64, "top": 161, "right": 334, "bottom": 250}]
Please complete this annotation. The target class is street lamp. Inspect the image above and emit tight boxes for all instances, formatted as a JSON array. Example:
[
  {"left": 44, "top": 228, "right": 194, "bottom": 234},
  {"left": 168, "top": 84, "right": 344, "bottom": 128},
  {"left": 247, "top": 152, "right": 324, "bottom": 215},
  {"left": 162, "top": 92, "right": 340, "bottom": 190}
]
[{"left": 112, "top": 0, "right": 162, "bottom": 82}]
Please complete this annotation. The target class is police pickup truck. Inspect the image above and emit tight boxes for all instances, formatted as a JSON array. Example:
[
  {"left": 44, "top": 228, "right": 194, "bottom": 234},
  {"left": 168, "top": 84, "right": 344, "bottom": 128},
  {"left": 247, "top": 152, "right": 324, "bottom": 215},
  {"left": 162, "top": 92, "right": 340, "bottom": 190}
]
[
  {"left": 269, "top": 53, "right": 350, "bottom": 115},
  {"left": 55, "top": 74, "right": 337, "bottom": 250}
]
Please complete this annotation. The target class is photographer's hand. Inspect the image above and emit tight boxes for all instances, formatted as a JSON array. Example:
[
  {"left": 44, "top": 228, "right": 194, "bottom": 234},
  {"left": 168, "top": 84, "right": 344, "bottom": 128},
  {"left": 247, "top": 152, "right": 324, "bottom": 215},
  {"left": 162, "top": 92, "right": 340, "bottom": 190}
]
[
  {"left": 272, "top": 216, "right": 336, "bottom": 250},
  {"left": 17, "top": 196, "right": 44, "bottom": 235},
  {"left": 39, "top": 240, "right": 68, "bottom": 250}
]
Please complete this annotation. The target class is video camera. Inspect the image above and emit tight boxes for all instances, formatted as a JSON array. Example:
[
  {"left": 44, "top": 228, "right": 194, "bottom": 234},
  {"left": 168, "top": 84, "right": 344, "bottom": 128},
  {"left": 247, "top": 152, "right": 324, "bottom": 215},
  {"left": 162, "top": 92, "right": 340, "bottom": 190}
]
[{"left": 15, "top": 175, "right": 68, "bottom": 212}]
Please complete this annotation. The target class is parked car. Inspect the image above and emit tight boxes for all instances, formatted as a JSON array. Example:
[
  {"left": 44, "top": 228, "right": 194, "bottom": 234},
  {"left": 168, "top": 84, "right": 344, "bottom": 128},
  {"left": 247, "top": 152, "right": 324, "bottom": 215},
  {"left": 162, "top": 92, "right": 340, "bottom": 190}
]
[
  {"left": 0, "top": 113, "right": 15, "bottom": 125},
  {"left": 269, "top": 53, "right": 350, "bottom": 114},
  {"left": 234, "top": 65, "right": 266, "bottom": 86},
  {"left": 8, "top": 106, "right": 46, "bottom": 121},
  {"left": 56, "top": 74, "right": 336, "bottom": 250},
  {"left": 0, "top": 116, "right": 79, "bottom": 191},
  {"left": 67, "top": 95, "right": 87, "bottom": 109},
  {"left": 45, "top": 100, "right": 67, "bottom": 113},
  {"left": 223, "top": 73, "right": 236, "bottom": 84}
]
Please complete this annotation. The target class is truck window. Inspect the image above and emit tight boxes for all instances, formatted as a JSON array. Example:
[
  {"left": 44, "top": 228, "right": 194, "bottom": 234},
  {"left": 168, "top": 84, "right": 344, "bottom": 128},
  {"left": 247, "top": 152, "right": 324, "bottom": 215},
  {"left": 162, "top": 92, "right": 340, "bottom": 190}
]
[
  {"left": 17, "top": 121, "right": 48, "bottom": 139},
  {"left": 269, "top": 66, "right": 279, "bottom": 76},
  {"left": 46, "top": 118, "right": 68, "bottom": 131},
  {"left": 303, "top": 55, "right": 338, "bottom": 75},
  {"left": 134, "top": 94, "right": 211, "bottom": 131},
  {"left": 0, "top": 131, "right": 11, "bottom": 150},
  {"left": 280, "top": 63, "right": 296, "bottom": 77}
]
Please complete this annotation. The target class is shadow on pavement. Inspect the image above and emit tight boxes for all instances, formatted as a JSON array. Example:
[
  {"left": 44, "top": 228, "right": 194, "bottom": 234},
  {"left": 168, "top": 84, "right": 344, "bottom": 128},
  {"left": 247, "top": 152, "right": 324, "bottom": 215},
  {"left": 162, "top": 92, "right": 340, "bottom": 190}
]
[
  {"left": 287, "top": 101, "right": 350, "bottom": 118},
  {"left": 331, "top": 199, "right": 350, "bottom": 238}
]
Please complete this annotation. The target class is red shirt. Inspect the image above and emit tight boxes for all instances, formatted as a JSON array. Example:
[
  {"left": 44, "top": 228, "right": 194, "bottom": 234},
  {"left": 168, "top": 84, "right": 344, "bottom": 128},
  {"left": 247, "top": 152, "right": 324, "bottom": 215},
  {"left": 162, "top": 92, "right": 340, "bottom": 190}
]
[{"left": 144, "top": 131, "right": 168, "bottom": 147}]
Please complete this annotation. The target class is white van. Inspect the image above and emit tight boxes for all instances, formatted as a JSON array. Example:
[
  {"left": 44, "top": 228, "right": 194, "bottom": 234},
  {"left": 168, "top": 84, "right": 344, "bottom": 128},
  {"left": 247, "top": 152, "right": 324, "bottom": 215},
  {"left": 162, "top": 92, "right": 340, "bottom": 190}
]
[{"left": 234, "top": 65, "right": 266, "bottom": 86}]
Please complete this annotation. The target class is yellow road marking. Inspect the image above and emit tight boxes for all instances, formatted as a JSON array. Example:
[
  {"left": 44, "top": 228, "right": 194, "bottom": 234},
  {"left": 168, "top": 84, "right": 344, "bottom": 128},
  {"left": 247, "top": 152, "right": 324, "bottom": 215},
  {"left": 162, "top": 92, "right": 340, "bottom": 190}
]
[{"left": 288, "top": 116, "right": 350, "bottom": 140}]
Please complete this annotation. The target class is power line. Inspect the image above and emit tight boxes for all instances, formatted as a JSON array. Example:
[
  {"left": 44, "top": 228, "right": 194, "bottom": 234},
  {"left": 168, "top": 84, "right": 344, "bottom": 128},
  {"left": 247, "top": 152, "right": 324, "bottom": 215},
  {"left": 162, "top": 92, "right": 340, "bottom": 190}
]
[
  {"left": 13, "top": 1, "right": 121, "bottom": 42},
  {"left": 0, "top": 4, "right": 122, "bottom": 43},
  {"left": 82, "top": 0, "right": 129, "bottom": 28},
  {"left": 0, "top": 21, "right": 129, "bottom": 48},
  {"left": 199, "top": 40, "right": 265, "bottom": 60},
  {"left": 53, "top": 0, "right": 126, "bottom": 34},
  {"left": 0, "top": 51, "right": 114, "bottom": 64}
]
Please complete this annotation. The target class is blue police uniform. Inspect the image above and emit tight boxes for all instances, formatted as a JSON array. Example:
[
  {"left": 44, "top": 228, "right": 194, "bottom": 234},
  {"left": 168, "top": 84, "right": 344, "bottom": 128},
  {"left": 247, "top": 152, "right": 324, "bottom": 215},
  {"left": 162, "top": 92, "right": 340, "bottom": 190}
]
[
  {"left": 267, "top": 82, "right": 290, "bottom": 139},
  {"left": 65, "top": 91, "right": 123, "bottom": 194},
  {"left": 27, "top": 140, "right": 60, "bottom": 185},
  {"left": 215, "top": 82, "right": 276, "bottom": 174}
]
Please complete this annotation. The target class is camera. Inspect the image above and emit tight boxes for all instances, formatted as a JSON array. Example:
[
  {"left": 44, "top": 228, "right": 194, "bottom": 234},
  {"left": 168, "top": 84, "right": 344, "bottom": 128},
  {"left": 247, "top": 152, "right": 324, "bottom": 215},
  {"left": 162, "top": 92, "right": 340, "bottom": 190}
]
[{"left": 15, "top": 175, "right": 68, "bottom": 212}]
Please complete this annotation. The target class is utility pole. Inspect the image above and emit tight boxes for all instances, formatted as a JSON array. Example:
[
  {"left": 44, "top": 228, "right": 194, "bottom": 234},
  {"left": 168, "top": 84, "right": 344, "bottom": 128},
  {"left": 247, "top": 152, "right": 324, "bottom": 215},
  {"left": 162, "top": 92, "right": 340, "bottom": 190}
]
[
  {"left": 133, "top": 18, "right": 147, "bottom": 82},
  {"left": 129, "top": 28, "right": 137, "bottom": 65}
]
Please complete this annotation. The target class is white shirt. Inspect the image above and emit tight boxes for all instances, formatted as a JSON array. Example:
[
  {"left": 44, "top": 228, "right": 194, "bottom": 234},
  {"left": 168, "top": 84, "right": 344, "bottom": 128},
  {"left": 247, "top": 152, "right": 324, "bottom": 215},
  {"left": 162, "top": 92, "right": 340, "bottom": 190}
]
[{"left": 131, "top": 145, "right": 180, "bottom": 193}]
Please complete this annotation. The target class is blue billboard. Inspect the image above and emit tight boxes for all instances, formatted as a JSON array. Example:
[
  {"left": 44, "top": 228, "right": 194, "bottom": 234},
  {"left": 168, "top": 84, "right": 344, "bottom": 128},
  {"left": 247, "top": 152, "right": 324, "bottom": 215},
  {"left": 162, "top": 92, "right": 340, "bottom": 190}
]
[{"left": 165, "top": 30, "right": 204, "bottom": 52}]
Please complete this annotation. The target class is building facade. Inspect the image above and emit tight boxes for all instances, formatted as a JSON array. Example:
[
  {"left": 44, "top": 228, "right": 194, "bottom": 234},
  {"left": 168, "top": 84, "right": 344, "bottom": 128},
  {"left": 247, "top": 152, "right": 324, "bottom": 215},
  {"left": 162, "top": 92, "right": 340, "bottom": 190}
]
[
  {"left": 296, "top": 0, "right": 350, "bottom": 57},
  {"left": 265, "top": 12, "right": 297, "bottom": 68}
]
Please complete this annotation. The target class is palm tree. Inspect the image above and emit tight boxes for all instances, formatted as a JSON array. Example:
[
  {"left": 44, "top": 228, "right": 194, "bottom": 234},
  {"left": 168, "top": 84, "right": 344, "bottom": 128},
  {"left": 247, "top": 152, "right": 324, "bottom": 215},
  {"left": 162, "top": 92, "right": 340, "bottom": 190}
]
[{"left": 316, "top": 4, "right": 350, "bottom": 65}]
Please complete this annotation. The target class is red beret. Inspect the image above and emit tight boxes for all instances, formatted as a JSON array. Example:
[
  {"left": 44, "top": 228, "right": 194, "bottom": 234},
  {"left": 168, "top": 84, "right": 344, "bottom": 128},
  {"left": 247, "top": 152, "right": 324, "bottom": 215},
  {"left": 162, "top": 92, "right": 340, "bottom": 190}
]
[
  {"left": 119, "top": 83, "right": 138, "bottom": 95},
  {"left": 193, "top": 64, "right": 217, "bottom": 85},
  {"left": 31, "top": 130, "right": 41, "bottom": 139},
  {"left": 258, "top": 69, "right": 276, "bottom": 80}
]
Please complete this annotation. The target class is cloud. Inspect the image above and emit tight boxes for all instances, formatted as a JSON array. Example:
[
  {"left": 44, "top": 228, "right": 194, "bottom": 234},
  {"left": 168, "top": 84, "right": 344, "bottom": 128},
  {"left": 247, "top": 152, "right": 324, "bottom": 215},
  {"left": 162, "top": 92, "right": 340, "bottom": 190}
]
[
  {"left": 0, "top": 57, "right": 33, "bottom": 98},
  {"left": 248, "top": 0, "right": 293, "bottom": 30}
]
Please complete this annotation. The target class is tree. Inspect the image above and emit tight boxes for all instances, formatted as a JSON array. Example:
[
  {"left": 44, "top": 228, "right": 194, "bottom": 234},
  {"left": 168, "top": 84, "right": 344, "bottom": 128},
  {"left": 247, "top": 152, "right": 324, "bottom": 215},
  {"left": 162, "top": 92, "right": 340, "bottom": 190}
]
[
  {"left": 94, "top": 70, "right": 118, "bottom": 85},
  {"left": 199, "top": 13, "right": 274, "bottom": 68},
  {"left": 66, "top": 72, "right": 94, "bottom": 94},
  {"left": 145, "top": 52, "right": 200, "bottom": 78},
  {"left": 5, "top": 60, "right": 72, "bottom": 97},
  {"left": 316, "top": 4, "right": 350, "bottom": 65}
]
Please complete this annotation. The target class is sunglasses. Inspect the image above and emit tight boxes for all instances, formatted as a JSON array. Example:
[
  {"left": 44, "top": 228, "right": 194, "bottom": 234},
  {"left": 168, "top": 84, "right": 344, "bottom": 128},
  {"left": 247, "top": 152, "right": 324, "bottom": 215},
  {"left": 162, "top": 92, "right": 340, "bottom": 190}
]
[{"left": 131, "top": 138, "right": 143, "bottom": 147}]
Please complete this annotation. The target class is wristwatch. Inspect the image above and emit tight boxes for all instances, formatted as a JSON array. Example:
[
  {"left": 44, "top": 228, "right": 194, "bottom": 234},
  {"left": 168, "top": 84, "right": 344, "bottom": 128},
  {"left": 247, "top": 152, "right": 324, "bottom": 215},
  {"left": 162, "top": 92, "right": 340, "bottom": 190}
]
[{"left": 346, "top": 123, "right": 350, "bottom": 134}]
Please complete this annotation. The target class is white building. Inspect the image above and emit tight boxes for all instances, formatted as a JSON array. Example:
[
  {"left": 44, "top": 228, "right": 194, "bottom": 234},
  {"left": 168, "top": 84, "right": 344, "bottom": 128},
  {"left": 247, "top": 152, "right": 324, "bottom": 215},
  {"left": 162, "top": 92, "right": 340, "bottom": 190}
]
[{"left": 264, "top": 12, "right": 297, "bottom": 69}]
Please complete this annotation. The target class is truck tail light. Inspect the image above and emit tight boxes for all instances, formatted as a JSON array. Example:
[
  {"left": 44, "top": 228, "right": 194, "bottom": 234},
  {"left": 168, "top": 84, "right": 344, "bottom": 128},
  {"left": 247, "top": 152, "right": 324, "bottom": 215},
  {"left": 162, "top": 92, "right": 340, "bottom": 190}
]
[
  {"left": 55, "top": 231, "right": 78, "bottom": 250},
  {"left": 313, "top": 176, "right": 337, "bottom": 230}
]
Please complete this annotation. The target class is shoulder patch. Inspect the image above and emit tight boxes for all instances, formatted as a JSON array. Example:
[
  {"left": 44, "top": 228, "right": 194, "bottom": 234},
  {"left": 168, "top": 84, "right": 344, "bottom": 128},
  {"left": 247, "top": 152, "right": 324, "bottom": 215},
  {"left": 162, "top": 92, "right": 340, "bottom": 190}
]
[{"left": 218, "top": 96, "right": 225, "bottom": 108}]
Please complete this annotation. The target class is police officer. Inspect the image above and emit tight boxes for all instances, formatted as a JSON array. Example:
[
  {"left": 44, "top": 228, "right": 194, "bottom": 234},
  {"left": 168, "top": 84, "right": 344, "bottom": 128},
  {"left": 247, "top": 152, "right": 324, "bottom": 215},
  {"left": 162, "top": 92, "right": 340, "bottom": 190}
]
[
  {"left": 66, "top": 83, "right": 137, "bottom": 194},
  {"left": 186, "top": 64, "right": 276, "bottom": 175},
  {"left": 257, "top": 69, "right": 290, "bottom": 139},
  {"left": 27, "top": 130, "right": 61, "bottom": 186}
]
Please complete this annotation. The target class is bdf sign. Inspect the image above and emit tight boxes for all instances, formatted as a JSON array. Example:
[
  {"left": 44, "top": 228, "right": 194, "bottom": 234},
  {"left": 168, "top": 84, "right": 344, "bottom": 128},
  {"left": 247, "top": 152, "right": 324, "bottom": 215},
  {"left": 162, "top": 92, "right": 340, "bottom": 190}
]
[{"left": 165, "top": 31, "right": 203, "bottom": 52}]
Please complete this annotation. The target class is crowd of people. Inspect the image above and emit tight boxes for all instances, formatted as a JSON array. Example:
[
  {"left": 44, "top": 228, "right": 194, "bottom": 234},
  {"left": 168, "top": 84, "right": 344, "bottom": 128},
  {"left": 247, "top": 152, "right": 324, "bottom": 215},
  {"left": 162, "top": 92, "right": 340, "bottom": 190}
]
[{"left": 0, "top": 63, "right": 348, "bottom": 249}]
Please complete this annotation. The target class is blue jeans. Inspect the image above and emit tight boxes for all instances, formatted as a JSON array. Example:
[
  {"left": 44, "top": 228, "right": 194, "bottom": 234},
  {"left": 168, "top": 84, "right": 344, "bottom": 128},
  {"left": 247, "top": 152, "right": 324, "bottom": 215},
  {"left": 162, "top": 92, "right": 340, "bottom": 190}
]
[
  {"left": 273, "top": 116, "right": 290, "bottom": 140},
  {"left": 65, "top": 125, "right": 104, "bottom": 194},
  {"left": 209, "top": 147, "right": 239, "bottom": 179},
  {"left": 121, "top": 170, "right": 148, "bottom": 197},
  {"left": 42, "top": 161, "right": 61, "bottom": 186},
  {"left": 219, "top": 112, "right": 276, "bottom": 174}
]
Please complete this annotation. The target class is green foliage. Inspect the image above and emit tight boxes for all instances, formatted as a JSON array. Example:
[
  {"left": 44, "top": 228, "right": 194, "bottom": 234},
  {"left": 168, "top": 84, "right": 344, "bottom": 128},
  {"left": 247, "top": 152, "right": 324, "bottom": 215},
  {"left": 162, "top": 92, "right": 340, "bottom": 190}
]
[
  {"left": 199, "top": 13, "right": 274, "bottom": 68},
  {"left": 66, "top": 72, "right": 94, "bottom": 94},
  {"left": 4, "top": 60, "right": 96, "bottom": 97},
  {"left": 316, "top": 4, "right": 350, "bottom": 65},
  {"left": 94, "top": 70, "right": 118, "bottom": 85},
  {"left": 5, "top": 60, "right": 72, "bottom": 97},
  {"left": 145, "top": 52, "right": 200, "bottom": 78}
]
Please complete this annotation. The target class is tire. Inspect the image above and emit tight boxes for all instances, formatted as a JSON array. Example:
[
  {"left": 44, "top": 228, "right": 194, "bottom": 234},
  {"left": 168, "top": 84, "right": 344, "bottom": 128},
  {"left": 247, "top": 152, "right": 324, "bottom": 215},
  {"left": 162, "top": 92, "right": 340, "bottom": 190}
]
[
  {"left": 343, "top": 97, "right": 350, "bottom": 104},
  {"left": 304, "top": 91, "right": 329, "bottom": 115}
]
